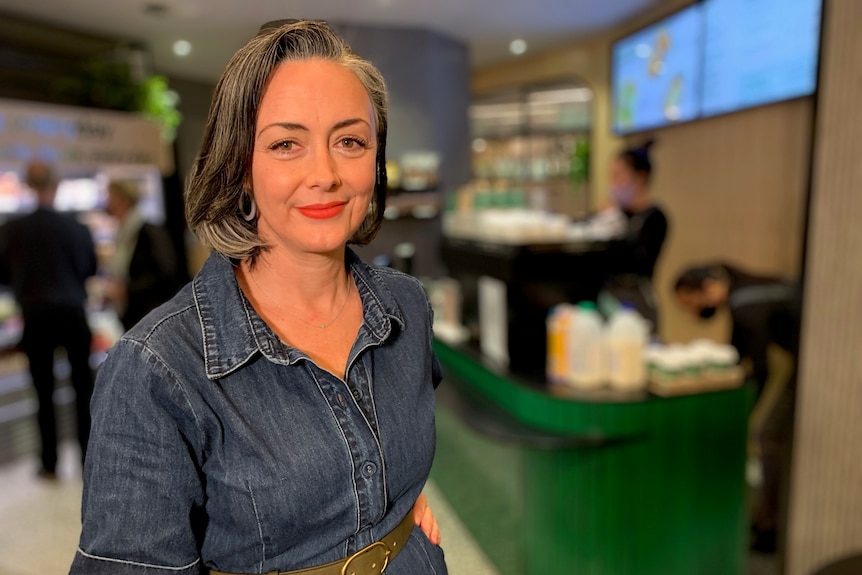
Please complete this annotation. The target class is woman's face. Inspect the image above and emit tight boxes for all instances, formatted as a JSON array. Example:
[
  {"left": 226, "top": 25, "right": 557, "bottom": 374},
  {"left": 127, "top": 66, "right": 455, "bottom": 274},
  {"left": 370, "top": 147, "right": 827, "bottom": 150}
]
[
  {"left": 106, "top": 188, "right": 130, "bottom": 219},
  {"left": 609, "top": 157, "right": 640, "bottom": 208},
  {"left": 610, "top": 157, "right": 635, "bottom": 191},
  {"left": 250, "top": 58, "right": 377, "bottom": 258}
]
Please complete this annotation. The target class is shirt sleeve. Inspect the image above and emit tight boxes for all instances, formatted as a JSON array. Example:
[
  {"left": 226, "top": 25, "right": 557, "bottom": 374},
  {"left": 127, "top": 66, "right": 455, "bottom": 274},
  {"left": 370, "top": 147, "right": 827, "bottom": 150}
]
[
  {"left": 731, "top": 306, "right": 772, "bottom": 395},
  {"left": 70, "top": 339, "right": 207, "bottom": 575}
]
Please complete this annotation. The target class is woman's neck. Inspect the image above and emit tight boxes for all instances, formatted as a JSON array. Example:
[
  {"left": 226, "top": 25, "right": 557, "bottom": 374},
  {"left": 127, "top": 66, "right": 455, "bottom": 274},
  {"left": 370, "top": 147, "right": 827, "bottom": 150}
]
[
  {"left": 626, "top": 188, "right": 653, "bottom": 213},
  {"left": 240, "top": 247, "right": 350, "bottom": 313}
]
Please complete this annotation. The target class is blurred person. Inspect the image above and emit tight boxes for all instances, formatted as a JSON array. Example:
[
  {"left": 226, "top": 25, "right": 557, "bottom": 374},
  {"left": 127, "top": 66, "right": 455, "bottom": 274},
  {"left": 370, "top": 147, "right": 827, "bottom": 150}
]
[
  {"left": 104, "top": 179, "right": 179, "bottom": 330},
  {"left": 0, "top": 160, "right": 97, "bottom": 479},
  {"left": 600, "top": 139, "right": 669, "bottom": 331},
  {"left": 70, "top": 20, "right": 444, "bottom": 575},
  {"left": 674, "top": 262, "right": 801, "bottom": 553},
  {"left": 673, "top": 262, "right": 801, "bottom": 393}
]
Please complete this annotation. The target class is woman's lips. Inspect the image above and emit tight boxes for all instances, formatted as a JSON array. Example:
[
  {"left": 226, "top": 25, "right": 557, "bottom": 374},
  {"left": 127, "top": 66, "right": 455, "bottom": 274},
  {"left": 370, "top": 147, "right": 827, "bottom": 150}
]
[{"left": 297, "top": 202, "right": 347, "bottom": 220}]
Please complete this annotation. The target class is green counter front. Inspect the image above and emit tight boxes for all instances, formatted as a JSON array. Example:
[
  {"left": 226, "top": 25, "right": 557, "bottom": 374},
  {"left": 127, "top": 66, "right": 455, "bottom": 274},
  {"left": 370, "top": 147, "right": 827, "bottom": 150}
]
[{"left": 430, "top": 340, "right": 755, "bottom": 575}]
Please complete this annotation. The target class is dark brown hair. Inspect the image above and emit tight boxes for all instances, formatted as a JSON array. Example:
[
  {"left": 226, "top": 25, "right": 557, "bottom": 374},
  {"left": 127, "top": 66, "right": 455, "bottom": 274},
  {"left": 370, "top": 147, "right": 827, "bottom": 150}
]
[{"left": 618, "top": 138, "right": 655, "bottom": 183}]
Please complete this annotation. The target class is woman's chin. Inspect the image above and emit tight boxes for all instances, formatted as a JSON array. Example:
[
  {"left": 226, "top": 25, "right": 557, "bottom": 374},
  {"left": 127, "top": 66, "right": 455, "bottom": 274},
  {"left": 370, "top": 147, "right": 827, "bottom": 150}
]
[{"left": 293, "top": 232, "right": 354, "bottom": 256}]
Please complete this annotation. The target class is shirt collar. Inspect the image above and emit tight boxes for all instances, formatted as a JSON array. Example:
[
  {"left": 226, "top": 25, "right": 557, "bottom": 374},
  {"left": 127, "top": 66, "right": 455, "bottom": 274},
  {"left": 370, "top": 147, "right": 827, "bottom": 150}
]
[{"left": 192, "top": 249, "right": 405, "bottom": 380}]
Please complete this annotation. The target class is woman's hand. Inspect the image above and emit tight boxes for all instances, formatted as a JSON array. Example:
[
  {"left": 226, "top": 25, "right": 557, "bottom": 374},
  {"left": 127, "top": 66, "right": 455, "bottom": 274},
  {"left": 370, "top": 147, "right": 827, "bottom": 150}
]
[{"left": 412, "top": 493, "right": 441, "bottom": 545}]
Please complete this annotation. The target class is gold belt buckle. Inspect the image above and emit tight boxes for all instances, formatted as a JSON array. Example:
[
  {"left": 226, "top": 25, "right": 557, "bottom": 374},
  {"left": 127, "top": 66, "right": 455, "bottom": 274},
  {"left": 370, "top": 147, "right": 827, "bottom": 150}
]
[{"left": 340, "top": 541, "right": 391, "bottom": 575}]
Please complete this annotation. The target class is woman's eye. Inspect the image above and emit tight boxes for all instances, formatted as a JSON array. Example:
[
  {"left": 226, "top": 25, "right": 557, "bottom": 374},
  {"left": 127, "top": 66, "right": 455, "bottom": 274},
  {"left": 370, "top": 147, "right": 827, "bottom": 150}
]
[
  {"left": 339, "top": 137, "right": 367, "bottom": 149},
  {"left": 270, "top": 140, "right": 295, "bottom": 151}
]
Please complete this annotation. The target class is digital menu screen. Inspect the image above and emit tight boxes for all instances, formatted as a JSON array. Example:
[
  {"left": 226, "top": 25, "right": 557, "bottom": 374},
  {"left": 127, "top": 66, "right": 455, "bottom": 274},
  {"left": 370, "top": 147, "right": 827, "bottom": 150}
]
[
  {"left": 612, "top": 4, "right": 703, "bottom": 135},
  {"left": 701, "top": 0, "right": 822, "bottom": 117}
]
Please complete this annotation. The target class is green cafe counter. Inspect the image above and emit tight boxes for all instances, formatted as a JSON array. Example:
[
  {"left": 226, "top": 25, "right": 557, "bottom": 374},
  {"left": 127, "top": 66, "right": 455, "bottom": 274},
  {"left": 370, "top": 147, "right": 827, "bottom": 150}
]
[{"left": 430, "top": 339, "right": 755, "bottom": 575}]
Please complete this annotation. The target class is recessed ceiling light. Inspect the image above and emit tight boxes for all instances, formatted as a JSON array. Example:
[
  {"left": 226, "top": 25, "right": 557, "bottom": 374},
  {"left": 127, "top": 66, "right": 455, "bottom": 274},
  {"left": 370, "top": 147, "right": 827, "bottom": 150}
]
[
  {"left": 509, "top": 39, "right": 527, "bottom": 56},
  {"left": 173, "top": 40, "right": 192, "bottom": 57}
]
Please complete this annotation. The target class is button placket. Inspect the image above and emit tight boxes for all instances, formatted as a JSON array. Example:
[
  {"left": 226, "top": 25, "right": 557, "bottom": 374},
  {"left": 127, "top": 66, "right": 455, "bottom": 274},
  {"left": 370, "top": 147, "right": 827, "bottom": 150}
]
[{"left": 312, "top": 367, "right": 386, "bottom": 547}]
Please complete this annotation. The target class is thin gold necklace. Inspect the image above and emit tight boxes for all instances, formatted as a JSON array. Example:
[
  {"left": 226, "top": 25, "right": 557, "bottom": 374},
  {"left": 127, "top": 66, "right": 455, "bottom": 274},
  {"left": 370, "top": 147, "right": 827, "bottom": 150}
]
[{"left": 248, "top": 269, "right": 352, "bottom": 329}]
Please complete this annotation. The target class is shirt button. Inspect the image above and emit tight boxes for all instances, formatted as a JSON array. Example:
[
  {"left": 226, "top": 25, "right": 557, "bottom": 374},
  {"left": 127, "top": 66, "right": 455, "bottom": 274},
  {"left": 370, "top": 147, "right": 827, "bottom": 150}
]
[
  {"left": 363, "top": 462, "right": 377, "bottom": 476},
  {"left": 352, "top": 388, "right": 363, "bottom": 401}
]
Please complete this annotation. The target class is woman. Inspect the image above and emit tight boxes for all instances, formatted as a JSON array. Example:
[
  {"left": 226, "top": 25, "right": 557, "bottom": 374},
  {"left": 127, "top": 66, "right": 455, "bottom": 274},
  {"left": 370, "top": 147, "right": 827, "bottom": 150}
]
[
  {"left": 104, "top": 179, "right": 179, "bottom": 330},
  {"left": 71, "top": 20, "right": 445, "bottom": 575},
  {"left": 601, "top": 139, "right": 669, "bottom": 331}
]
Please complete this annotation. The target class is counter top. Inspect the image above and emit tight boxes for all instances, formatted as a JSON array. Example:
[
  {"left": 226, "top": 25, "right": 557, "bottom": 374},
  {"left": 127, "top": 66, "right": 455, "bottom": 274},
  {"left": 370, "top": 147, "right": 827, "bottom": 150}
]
[{"left": 434, "top": 338, "right": 755, "bottom": 438}]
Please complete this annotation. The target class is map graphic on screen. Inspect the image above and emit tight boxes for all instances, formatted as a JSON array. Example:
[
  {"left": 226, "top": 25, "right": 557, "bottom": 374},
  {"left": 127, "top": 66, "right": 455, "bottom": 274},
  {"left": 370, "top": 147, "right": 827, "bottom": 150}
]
[
  {"left": 612, "top": 5, "right": 703, "bottom": 135},
  {"left": 701, "top": 0, "right": 822, "bottom": 117}
]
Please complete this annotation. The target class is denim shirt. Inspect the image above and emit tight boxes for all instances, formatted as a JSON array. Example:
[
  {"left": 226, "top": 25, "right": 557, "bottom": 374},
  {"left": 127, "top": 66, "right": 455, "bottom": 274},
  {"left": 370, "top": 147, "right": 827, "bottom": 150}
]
[{"left": 70, "top": 250, "right": 445, "bottom": 575}]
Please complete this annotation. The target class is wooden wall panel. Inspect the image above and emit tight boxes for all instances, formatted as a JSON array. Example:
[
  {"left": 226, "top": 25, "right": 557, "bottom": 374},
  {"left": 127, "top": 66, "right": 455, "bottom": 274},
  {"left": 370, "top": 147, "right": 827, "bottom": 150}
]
[
  {"left": 643, "top": 99, "right": 811, "bottom": 343},
  {"left": 787, "top": 0, "right": 862, "bottom": 572}
]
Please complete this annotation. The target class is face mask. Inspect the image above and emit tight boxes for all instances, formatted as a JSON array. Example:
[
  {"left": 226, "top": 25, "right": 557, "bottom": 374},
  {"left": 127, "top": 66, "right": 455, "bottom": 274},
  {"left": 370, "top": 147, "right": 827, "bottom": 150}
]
[
  {"left": 611, "top": 185, "right": 636, "bottom": 208},
  {"left": 698, "top": 306, "right": 718, "bottom": 319}
]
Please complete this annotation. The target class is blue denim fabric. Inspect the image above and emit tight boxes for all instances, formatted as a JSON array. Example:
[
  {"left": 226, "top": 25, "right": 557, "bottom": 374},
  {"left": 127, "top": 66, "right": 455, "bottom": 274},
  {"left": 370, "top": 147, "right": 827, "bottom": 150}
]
[{"left": 70, "top": 250, "right": 446, "bottom": 575}]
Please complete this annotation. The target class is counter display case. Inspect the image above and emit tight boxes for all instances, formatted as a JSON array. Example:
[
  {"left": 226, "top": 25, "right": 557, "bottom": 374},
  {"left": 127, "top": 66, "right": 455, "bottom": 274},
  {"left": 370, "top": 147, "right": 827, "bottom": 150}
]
[{"left": 431, "top": 340, "right": 753, "bottom": 575}]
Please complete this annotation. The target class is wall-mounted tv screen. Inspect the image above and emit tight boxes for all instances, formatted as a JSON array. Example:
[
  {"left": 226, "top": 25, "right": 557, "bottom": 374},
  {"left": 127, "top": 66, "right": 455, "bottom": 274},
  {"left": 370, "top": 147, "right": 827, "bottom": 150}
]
[
  {"left": 612, "top": 4, "right": 703, "bottom": 135},
  {"left": 701, "top": 0, "right": 822, "bottom": 118}
]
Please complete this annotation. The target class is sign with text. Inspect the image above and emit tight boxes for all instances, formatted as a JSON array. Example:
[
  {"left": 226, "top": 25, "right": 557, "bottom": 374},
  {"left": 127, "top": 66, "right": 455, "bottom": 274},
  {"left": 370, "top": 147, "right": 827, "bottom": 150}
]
[{"left": 0, "top": 98, "right": 163, "bottom": 169}]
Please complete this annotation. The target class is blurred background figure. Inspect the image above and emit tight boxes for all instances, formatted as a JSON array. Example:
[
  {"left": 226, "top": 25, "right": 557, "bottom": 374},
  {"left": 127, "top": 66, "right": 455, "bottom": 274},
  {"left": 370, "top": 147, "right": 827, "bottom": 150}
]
[
  {"left": 673, "top": 262, "right": 801, "bottom": 393},
  {"left": 674, "top": 262, "right": 802, "bottom": 554},
  {"left": 104, "top": 179, "right": 179, "bottom": 330},
  {"left": 0, "top": 160, "right": 97, "bottom": 479},
  {"left": 599, "top": 140, "right": 669, "bottom": 332}
]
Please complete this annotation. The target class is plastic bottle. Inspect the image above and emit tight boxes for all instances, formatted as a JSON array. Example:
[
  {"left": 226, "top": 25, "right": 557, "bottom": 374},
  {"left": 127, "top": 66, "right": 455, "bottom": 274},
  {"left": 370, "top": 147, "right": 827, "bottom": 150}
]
[
  {"left": 546, "top": 305, "right": 573, "bottom": 384},
  {"left": 566, "top": 301, "right": 606, "bottom": 389},
  {"left": 605, "top": 303, "right": 649, "bottom": 391}
]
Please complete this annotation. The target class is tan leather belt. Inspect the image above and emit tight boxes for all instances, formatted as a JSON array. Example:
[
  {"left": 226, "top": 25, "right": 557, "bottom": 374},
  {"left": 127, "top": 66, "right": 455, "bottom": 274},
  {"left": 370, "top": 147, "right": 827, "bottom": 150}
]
[{"left": 210, "top": 511, "right": 413, "bottom": 575}]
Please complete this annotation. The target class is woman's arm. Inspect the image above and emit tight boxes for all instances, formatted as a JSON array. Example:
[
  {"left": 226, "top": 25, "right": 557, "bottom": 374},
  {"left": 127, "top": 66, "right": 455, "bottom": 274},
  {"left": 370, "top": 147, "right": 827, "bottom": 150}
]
[{"left": 70, "top": 339, "right": 206, "bottom": 574}]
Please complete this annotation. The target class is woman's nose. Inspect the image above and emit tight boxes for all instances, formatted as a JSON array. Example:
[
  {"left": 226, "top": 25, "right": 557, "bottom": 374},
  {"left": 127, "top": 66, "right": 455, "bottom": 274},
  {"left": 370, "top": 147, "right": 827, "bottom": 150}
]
[{"left": 306, "top": 148, "right": 340, "bottom": 191}]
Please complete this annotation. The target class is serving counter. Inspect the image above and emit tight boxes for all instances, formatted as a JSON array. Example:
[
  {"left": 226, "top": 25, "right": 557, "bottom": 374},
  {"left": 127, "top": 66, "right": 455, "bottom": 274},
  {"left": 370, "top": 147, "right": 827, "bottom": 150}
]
[
  {"left": 430, "top": 339, "right": 754, "bottom": 575},
  {"left": 440, "top": 235, "right": 615, "bottom": 376}
]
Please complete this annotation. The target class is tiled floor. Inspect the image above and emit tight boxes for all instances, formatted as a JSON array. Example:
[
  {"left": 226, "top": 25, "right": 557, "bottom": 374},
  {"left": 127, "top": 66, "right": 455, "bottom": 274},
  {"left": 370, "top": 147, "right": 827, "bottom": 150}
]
[
  {"left": 0, "top": 443, "right": 84, "bottom": 575},
  {"left": 0, "top": 441, "right": 499, "bottom": 575}
]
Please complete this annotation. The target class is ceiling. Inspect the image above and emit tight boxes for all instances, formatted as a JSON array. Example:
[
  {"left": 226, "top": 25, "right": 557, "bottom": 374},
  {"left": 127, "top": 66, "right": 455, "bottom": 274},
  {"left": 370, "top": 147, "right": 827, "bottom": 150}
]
[{"left": 0, "top": 0, "right": 657, "bottom": 83}]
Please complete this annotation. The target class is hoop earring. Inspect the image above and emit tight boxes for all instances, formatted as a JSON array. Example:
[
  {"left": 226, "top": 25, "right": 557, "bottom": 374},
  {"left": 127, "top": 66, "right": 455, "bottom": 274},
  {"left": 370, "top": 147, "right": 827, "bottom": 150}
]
[{"left": 239, "top": 191, "right": 257, "bottom": 222}]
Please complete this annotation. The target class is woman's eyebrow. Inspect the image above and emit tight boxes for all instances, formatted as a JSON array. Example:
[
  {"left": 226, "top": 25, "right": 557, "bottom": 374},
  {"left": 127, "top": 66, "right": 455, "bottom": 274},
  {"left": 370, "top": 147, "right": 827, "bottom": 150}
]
[
  {"left": 258, "top": 118, "right": 370, "bottom": 138},
  {"left": 258, "top": 122, "right": 307, "bottom": 137},
  {"left": 331, "top": 118, "right": 370, "bottom": 132}
]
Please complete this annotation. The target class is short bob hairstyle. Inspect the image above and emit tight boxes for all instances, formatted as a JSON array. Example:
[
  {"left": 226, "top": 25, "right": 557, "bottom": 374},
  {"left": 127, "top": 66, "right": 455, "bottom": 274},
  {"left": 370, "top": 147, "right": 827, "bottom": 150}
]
[{"left": 185, "top": 20, "right": 388, "bottom": 262}]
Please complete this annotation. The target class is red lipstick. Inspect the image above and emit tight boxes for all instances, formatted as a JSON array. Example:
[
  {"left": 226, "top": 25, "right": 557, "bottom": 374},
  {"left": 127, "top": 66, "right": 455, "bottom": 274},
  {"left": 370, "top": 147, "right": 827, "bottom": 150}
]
[{"left": 297, "top": 201, "right": 346, "bottom": 220}]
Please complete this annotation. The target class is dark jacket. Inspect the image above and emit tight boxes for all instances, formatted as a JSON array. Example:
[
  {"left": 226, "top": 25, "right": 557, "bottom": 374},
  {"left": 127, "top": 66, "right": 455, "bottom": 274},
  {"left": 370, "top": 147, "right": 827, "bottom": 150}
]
[
  {"left": 0, "top": 208, "right": 97, "bottom": 312},
  {"left": 122, "top": 222, "right": 180, "bottom": 329},
  {"left": 721, "top": 264, "right": 801, "bottom": 388}
]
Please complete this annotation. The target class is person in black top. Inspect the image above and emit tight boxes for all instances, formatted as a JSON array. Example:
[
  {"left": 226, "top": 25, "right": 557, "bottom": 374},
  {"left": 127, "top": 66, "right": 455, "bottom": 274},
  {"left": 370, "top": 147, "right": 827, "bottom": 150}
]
[
  {"left": 673, "top": 262, "right": 801, "bottom": 554},
  {"left": 601, "top": 140, "right": 669, "bottom": 331},
  {"left": 104, "top": 180, "right": 179, "bottom": 330},
  {"left": 673, "top": 262, "right": 801, "bottom": 393},
  {"left": 0, "top": 161, "right": 98, "bottom": 478}
]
